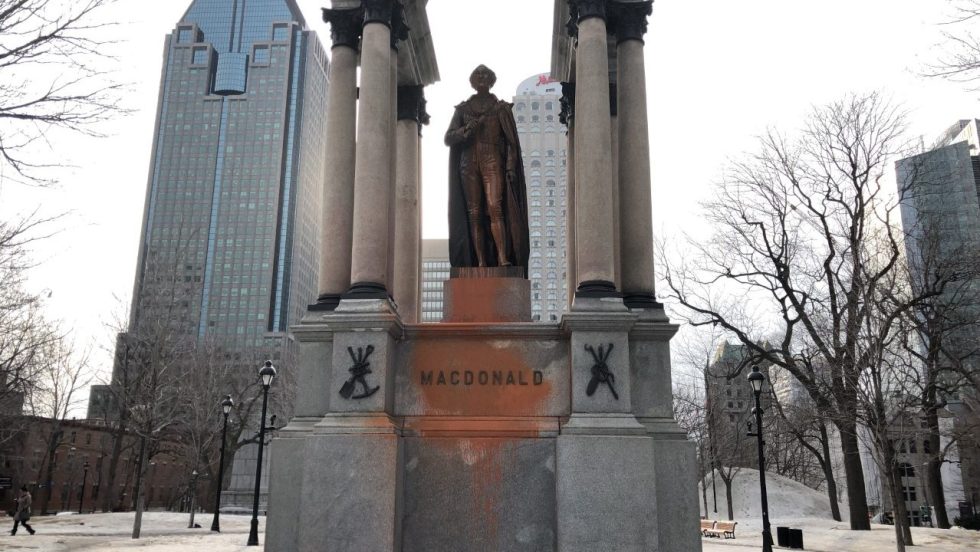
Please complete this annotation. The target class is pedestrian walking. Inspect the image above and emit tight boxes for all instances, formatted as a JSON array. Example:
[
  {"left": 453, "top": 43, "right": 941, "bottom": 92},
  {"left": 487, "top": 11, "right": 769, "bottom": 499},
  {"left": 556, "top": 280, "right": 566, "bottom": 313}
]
[{"left": 10, "top": 485, "right": 35, "bottom": 535}]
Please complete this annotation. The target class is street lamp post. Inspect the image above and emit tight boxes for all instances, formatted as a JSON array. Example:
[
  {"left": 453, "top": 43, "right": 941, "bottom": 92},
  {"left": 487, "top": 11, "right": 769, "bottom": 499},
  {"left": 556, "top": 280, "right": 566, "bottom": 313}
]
[
  {"left": 211, "top": 394, "right": 234, "bottom": 532},
  {"left": 77, "top": 461, "right": 90, "bottom": 514},
  {"left": 747, "top": 364, "right": 773, "bottom": 552},
  {"left": 246, "top": 360, "right": 276, "bottom": 546}
]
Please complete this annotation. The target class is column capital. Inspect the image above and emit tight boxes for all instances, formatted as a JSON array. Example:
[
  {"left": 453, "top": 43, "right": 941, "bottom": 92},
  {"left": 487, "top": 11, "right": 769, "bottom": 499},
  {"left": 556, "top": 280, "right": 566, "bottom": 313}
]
[
  {"left": 397, "top": 85, "right": 430, "bottom": 133},
  {"left": 559, "top": 81, "right": 576, "bottom": 126},
  {"left": 567, "top": 0, "right": 608, "bottom": 38},
  {"left": 362, "top": 0, "right": 397, "bottom": 28},
  {"left": 609, "top": 1, "right": 653, "bottom": 44},
  {"left": 322, "top": 7, "right": 363, "bottom": 50},
  {"left": 571, "top": 0, "right": 608, "bottom": 22},
  {"left": 390, "top": 1, "right": 410, "bottom": 50}
]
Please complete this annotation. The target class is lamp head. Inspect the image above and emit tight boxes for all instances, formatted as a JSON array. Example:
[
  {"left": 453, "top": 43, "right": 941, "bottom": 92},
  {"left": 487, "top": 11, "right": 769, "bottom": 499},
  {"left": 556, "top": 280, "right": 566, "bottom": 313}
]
[
  {"left": 259, "top": 360, "right": 277, "bottom": 387},
  {"left": 748, "top": 364, "right": 765, "bottom": 394},
  {"left": 221, "top": 394, "right": 234, "bottom": 415}
]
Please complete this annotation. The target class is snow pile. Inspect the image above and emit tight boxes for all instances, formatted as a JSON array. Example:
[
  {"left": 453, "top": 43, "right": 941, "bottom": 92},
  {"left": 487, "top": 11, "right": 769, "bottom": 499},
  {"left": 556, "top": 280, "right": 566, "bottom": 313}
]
[{"left": 700, "top": 468, "right": 839, "bottom": 520}]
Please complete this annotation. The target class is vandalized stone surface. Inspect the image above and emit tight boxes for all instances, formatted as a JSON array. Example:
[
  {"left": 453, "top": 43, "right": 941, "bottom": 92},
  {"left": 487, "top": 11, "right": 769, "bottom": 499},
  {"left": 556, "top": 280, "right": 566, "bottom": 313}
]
[
  {"left": 396, "top": 331, "right": 568, "bottom": 417},
  {"left": 401, "top": 437, "right": 556, "bottom": 552}
]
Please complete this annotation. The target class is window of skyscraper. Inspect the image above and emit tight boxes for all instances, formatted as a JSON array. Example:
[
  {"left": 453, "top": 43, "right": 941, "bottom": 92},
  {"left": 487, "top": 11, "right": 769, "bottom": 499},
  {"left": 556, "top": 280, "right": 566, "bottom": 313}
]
[
  {"left": 178, "top": 27, "right": 194, "bottom": 43},
  {"left": 192, "top": 47, "right": 209, "bottom": 65},
  {"left": 273, "top": 24, "right": 289, "bottom": 41},
  {"left": 254, "top": 46, "right": 270, "bottom": 64}
]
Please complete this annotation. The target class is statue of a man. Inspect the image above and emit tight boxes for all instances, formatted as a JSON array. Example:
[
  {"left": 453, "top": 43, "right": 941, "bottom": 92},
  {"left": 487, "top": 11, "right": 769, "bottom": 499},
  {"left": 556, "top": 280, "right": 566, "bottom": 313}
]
[{"left": 445, "top": 65, "right": 529, "bottom": 270}]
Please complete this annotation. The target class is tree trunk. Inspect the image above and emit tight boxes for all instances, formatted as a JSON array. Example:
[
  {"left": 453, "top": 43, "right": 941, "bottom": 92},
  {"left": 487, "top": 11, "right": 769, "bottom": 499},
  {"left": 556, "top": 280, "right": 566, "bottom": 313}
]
[
  {"left": 132, "top": 436, "right": 148, "bottom": 539},
  {"left": 702, "top": 471, "right": 709, "bottom": 517},
  {"left": 721, "top": 475, "right": 735, "bottom": 520},
  {"left": 820, "top": 423, "right": 843, "bottom": 522},
  {"left": 924, "top": 405, "right": 950, "bottom": 528},
  {"left": 837, "top": 419, "right": 871, "bottom": 529},
  {"left": 38, "top": 426, "right": 62, "bottom": 515},
  {"left": 101, "top": 422, "right": 126, "bottom": 512},
  {"left": 887, "top": 460, "right": 914, "bottom": 547}
]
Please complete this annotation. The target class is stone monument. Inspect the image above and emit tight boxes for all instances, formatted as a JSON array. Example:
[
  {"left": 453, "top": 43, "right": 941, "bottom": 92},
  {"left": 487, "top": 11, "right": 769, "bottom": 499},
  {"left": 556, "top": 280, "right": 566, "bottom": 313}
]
[{"left": 265, "top": 1, "right": 702, "bottom": 551}]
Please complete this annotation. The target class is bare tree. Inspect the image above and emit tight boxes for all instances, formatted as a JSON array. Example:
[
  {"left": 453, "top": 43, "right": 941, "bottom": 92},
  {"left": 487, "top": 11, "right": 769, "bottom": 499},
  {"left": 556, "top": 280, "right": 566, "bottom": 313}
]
[
  {"left": 925, "top": 1, "right": 980, "bottom": 85},
  {"left": 661, "top": 92, "right": 953, "bottom": 536},
  {"left": 23, "top": 335, "right": 92, "bottom": 514},
  {"left": 0, "top": 212, "right": 64, "bottom": 451},
  {"left": 0, "top": 0, "right": 126, "bottom": 184},
  {"left": 767, "top": 377, "right": 844, "bottom": 521}
]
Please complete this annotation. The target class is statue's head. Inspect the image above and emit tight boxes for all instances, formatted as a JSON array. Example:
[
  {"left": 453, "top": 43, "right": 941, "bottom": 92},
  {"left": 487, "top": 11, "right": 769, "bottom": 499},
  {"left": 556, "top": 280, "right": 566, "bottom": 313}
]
[{"left": 469, "top": 65, "right": 497, "bottom": 92}]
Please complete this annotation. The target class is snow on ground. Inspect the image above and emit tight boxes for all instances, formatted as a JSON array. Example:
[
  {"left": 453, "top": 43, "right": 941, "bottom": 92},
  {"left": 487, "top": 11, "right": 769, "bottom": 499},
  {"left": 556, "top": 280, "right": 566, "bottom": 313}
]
[
  {"left": 701, "top": 517, "right": 980, "bottom": 551},
  {"left": 701, "top": 468, "right": 840, "bottom": 520},
  {"left": 1, "top": 509, "right": 977, "bottom": 551},
  {"left": 699, "top": 468, "right": 980, "bottom": 551},
  {"left": 0, "top": 511, "right": 258, "bottom": 551}
]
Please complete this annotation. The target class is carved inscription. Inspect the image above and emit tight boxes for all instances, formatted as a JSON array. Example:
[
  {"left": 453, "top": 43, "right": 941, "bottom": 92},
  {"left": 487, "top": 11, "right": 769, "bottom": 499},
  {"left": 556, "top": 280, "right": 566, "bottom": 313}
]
[{"left": 419, "top": 369, "right": 544, "bottom": 387}]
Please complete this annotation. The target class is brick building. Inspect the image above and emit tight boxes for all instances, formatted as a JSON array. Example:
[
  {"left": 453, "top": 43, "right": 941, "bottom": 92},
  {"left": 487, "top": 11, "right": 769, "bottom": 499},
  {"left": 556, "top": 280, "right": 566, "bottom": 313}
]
[{"left": 0, "top": 417, "right": 201, "bottom": 514}]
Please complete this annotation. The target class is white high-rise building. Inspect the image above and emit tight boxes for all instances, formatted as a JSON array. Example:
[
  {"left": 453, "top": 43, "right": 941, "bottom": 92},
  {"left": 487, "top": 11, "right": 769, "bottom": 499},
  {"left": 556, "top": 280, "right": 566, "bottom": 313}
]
[
  {"left": 420, "top": 239, "right": 449, "bottom": 322},
  {"left": 513, "top": 73, "right": 569, "bottom": 322}
]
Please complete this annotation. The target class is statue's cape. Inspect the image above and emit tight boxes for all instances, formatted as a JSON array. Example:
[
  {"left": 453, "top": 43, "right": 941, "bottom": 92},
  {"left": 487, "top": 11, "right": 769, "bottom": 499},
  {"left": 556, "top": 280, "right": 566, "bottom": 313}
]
[{"left": 447, "top": 97, "right": 530, "bottom": 269}]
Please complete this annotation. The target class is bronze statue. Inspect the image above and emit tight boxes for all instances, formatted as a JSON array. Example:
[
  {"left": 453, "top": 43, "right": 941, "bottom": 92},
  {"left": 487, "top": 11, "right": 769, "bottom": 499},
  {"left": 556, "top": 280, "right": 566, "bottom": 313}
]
[{"left": 445, "top": 65, "right": 529, "bottom": 270}]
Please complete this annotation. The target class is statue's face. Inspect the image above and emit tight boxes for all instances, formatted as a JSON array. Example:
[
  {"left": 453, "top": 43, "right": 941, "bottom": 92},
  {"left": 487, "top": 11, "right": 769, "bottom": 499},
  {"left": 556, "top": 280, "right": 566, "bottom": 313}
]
[{"left": 469, "top": 66, "right": 496, "bottom": 92}]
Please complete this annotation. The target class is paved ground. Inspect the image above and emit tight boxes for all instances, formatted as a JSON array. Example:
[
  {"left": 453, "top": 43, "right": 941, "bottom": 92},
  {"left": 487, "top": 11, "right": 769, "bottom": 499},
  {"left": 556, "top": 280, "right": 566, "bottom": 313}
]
[
  {"left": 701, "top": 517, "right": 980, "bottom": 552},
  {"left": 2, "top": 512, "right": 979, "bottom": 550}
]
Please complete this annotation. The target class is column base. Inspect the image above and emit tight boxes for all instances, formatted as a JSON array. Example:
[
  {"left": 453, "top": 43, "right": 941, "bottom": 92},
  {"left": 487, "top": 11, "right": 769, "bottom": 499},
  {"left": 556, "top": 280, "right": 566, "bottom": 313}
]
[
  {"left": 622, "top": 291, "right": 663, "bottom": 310},
  {"left": 308, "top": 293, "right": 342, "bottom": 312},
  {"left": 343, "top": 281, "right": 389, "bottom": 300},
  {"left": 574, "top": 280, "right": 621, "bottom": 298}
]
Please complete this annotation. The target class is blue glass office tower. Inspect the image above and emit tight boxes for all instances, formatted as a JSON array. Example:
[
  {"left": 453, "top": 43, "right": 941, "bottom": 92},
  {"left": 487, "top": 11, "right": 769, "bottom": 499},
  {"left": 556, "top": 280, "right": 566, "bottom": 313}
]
[
  {"left": 131, "top": 0, "right": 327, "bottom": 350},
  {"left": 117, "top": 0, "right": 327, "bottom": 510}
]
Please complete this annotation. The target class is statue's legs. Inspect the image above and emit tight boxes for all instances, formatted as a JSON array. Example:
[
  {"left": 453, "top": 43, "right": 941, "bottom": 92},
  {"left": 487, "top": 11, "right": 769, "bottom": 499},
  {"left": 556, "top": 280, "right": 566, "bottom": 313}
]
[
  {"left": 476, "top": 145, "right": 510, "bottom": 266},
  {"left": 460, "top": 157, "right": 489, "bottom": 266}
]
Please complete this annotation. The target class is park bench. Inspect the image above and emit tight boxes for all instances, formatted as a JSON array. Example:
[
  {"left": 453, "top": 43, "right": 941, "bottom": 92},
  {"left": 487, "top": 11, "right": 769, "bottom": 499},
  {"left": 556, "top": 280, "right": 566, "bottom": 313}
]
[{"left": 702, "top": 520, "right": 737, "bottom": 539}]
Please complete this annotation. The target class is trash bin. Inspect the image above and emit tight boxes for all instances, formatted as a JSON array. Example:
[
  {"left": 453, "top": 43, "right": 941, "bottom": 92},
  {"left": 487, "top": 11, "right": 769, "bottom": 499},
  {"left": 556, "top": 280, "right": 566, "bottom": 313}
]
[
  {"left": 776, "top": 526, "right": 790, "bottom": 547},
  {"left": 788, "top": 528, "right": 804, "bottom": 549}
]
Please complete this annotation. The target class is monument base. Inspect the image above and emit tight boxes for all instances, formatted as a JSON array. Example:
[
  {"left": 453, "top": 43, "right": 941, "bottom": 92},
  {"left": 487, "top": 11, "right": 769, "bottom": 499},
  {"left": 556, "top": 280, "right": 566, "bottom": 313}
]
[
  {"left": 265, "top": 309, "right": 701, "bottom": 552},
  {"left": 442, "top": 268, "right": 531, "bottom": 323}
]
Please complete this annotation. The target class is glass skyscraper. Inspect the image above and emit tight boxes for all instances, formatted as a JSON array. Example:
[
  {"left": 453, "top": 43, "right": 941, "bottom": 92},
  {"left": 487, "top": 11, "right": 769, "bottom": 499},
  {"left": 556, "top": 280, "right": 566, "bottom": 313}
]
[
  {"left": 90, "top": 0, "right": 328, "bottom": 511},
  {"left": 131, "top": 0, "right": 327, "bottom": 353}
]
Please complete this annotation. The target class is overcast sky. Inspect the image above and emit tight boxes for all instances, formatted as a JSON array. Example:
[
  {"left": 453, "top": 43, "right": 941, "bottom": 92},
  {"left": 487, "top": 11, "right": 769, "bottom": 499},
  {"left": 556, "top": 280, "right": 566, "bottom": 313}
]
[{"left": 3, "top": 0, "right": 979, "bottom": 408}]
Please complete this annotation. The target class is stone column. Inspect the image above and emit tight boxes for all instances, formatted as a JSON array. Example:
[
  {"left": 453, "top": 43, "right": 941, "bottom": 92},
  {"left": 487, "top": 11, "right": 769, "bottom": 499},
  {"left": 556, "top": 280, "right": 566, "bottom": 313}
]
[
  {"left": 345, "top": 0, "right": 395, "bottom": 300},
  {"left": 311, "top": 7, "right": 362, "bottom": 311},
  {"left": 571, "top": 0, "right": 618, "bottom": 302},
  {"left": 560, "top": 82, "right": 576, "bottom": 309},
  {"left": 609, "top": 81, "right": 620, "bottom": 290},
  {"left": 385, "top": 22, "right": 400, "bottom": 298},
  {"left": 394, "top": 85, "right": 427, "bottom": 323},
  {"left": 614, "top": 0, "right": 660, "bottom": 310}
]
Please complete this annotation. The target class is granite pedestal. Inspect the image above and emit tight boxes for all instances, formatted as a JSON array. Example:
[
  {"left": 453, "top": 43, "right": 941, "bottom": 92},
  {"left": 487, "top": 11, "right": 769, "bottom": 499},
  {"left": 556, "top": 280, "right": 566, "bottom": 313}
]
[{"left": 264, "top": 298, "right": 701, "bottom": 552}]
